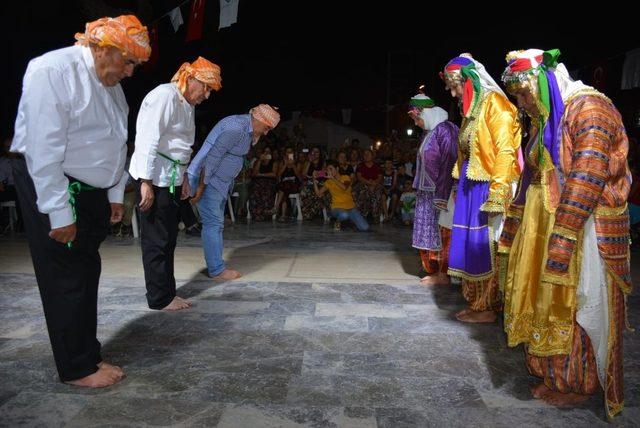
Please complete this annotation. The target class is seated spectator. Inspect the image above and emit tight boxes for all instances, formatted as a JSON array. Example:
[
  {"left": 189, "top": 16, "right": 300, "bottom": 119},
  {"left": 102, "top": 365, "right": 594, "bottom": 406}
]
[
  {"left": 275, "top": 147, "right": 302, "bottom": 222},
  {"left": 392, "top": 164, "right": 412, "bottom": 218},
  {"left": 247, "top": 147, "right": 258, "bottom": 169},
  {"left": 392, "top": 147, "right": 404, "bottom": 170},
  {"left": 300, "top": 146, "right": 329, "bottom": 220},
  {"left": 349, "top": 148, "right": 361, "bottom": 171},
  {"left": 249, "top": 147, "right": 278, "bottom": 221},
  {"left": 403, "top": 151, "right": 415, "bottom": 177},
  {"left": 271, "top": 147, "right": 282, "bottom": 168},
  {"left": 337, "top": 150, "right": 355, "bottom": 183},
  {"left": 381, "top": 159, "right": 397, "bottom": 222},
  {"left": 298, "top": 149, "right": 309, "bottom": 168},
  {"left": 354, "top": 149, "right": 384, "bottom": 223},
  {"left": 314, "top": 161, "right": 369, "bottom": 231},
  {"left": 399, "top": 180, "right": 417, "bottom": 226},
  {"left": 377, "top": 141, "right": 392, "bottom": 161}
]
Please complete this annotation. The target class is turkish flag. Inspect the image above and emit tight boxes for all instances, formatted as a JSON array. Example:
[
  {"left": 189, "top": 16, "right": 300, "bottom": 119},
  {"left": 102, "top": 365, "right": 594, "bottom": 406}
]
[{"left": 186, "top": 0, "right": 206, "bottom": 42}]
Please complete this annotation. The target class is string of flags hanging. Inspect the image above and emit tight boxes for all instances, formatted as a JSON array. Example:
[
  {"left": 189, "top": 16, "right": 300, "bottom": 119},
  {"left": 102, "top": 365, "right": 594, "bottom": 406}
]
[
  {"left": 144, "top": 0, "right": 239, "bottom": 71},
  {"left": 153, "top": 0, "right": 239, "bottom": 33}
]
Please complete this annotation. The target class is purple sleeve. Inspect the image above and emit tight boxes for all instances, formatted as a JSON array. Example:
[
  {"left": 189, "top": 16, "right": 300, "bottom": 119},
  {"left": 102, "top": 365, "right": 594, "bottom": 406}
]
[
  {"left": 434, "top": 122, "right": 459, "bottom": 204},
  {"left": 422, "top": 129, "right": 441, "bottom": 194}
]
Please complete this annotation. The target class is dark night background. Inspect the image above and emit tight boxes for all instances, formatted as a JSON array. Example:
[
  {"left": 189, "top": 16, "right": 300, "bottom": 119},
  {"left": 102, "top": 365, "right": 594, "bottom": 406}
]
[{"left": 1, "top": 1, "right": 639, "bottom": 144}]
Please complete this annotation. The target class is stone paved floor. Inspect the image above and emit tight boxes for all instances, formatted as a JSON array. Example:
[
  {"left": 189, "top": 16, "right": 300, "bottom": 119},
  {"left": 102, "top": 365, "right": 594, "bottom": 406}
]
[{"left": 0, "top": 221, "right": 638, "bottom": 427}]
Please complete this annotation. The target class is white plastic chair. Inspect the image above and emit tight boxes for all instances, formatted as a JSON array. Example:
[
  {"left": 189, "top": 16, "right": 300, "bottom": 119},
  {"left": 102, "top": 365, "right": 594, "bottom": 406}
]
[
  {"left": 229, "top": 192, "right": 251, "bottom": 222},
  {"left": 0, "top": 201, "right": 17, "bottom": 231},
  {"left": 381, "top": 195, "right": 391, "bottom": 223},
  {"left": 272, "top": 193, "right": 303, "bottom": 221},
  {"left": 227, "top": 193, "right": 236, "bottom": 223},
  {"left": 322, "top": 207, "right": 329, "bottom": 222},
  {"left": 131, "top": 207, "right": 139, "bottom": 238},
  {"left": 290, "top": 193, "right": 303, "bottom": 221}
]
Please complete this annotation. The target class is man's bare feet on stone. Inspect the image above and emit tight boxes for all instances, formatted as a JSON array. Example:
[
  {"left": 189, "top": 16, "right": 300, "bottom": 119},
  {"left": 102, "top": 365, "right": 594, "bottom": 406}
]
[
  {"left": 420, "top": 272, "right": 450, "bottom": 285},
  {"left": 163, "top": 296, "right": 192, "bottom": 311},
  {"left": 97, "top": 362, "right": 124, "bottom": 377},
  {"left": 210, "top": 268, "right": 242, "bottom": 280},
  {"left": 65, "top": 366, "right": 125, "bottom": 388},
  {"left": 456, "top": 310, "right": 496, "bottom": 323}
]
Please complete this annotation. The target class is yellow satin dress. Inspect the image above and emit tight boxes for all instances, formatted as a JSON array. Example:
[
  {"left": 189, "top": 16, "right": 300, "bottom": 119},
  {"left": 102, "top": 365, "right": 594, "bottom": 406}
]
[{"left": 502, "top": 134, "right": 581, "bottom": 357}]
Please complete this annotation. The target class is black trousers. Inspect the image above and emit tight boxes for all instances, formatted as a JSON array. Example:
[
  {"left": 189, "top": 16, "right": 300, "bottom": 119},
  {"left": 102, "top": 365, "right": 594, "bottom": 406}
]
[
  {"left": 12, "top": 158, "right": 110, "bottom": 382},
  {"left": 136, "top": 181, "right": 180, "bottom": 309}
]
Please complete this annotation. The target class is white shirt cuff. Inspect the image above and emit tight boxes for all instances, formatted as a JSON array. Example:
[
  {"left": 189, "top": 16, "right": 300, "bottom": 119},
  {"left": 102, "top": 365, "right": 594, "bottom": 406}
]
[
  {"left": 49, "top": 206, "right": 75, "bottom": 229},
  {"left": 108, "top": 185, "right": 125, "bottom": 204}
]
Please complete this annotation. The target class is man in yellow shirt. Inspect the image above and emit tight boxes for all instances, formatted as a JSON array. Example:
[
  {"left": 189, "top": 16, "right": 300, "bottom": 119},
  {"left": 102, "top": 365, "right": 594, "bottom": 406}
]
[{"left": 313, "top": 161, "right": 369, "bottom": 231}]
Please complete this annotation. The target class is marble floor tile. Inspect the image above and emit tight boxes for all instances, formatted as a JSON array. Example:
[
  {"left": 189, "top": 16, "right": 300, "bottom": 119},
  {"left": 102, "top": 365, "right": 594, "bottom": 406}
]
[
  {"left": 0, "top": 392, "right": 89, "bottom": 427},
  {"left": 1, "top": 222, "right": 638, "bottom": 426},
  {"left": 315, "top": 303, "right": 406, "bottom": 318}
]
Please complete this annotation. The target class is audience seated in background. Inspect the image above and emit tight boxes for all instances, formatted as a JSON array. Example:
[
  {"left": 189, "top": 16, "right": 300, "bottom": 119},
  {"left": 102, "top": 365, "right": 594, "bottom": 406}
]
[
  {"left": 232, "top": 152, "right": 252, "bottom": 220},
  {"left": 249, "top": 146, "right": 278, "bottom": 221},
  {"left": 391, "top": 148, "right": 404, "bottom": 170},
  {"left": 354, "top": 149, "right": 384, "bottom": 224},
  {"left": 399, "top": 180, "right": 416, "bottom": 226},
  {"left": 300, "top": 146, "right": 329, "bottom": 220},
  {"left": 381, "top": 159, "right": 397, "bottom": 222},
  {"left": 0, "top": 133, "right": 20, "bottom": 233},
  {"left": 349, "top": 148, "right": 361, "bottom": 172},
  {"left": 403, "top": 151, "right": 415, "bottom": 177},
  {"left": 337, "top": 150, "right": 356, "bottom": 184},
  {"left": 275, "top": 147, "right": 302, "bottom": 222},
  {"left": 392, "top": 164, "right": 411, "bottom": 219}
]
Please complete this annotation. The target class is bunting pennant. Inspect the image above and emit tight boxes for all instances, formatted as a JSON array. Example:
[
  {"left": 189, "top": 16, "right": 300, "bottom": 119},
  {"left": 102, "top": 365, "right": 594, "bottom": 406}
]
[
  {"left": 186, "top": 0, "right": 206, "bottom": 42},
  {"left": 168, "top": 7, "right": 184, "bottom": 32},
  {"left": 219, "top": 0, "right": 239, "bottom": 29}
]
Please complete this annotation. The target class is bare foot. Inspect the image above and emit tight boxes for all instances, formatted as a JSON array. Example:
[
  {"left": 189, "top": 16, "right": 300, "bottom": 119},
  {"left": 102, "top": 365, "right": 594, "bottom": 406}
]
[
  {"left": 532, "top": 383, "right": 590, "bottom": 407},
  {"left": 455, "top": 308, "right": 472, "bottom": 318},
  {"left": 97, "top": 362, "right": 124, "bottom": 377},
  {"left": 210, "top": 268, "right": 242, "bottom": 280},
  {"left": 456, "top": 310, "right": 497, "bottom": 323},
  {"left": 65, "top": 366, "right": 125, "bottom": 388},
  {"left": 163, "top": 296, "right": 192, "bottom": 311},
  {"left": 420, "top": 272, "right": 450, "bottom": 285},
  {"left": 531, "top": 382, "right": 550, "bottom": 399}
]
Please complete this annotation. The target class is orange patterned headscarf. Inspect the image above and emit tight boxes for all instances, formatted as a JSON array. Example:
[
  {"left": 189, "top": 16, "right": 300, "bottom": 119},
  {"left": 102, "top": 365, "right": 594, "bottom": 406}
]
[
  {"left": 75, "top": 15, "right": 151, "bottom": 62},
  {"left": 171, "top": 57, "right": 222, "bottom": 94},
  {"left": 250, "top": 104, "right": 280, "bottom": 128}
]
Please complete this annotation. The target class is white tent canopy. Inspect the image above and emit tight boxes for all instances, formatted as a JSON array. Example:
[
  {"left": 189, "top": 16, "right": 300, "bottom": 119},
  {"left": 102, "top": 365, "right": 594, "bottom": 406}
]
[{"left": 279, "top": 117, "right": 374, "bottom": 151}]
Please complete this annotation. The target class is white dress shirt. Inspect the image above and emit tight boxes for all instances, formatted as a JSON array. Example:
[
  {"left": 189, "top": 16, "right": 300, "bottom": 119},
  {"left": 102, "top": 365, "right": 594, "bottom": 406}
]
[
  {"left": 129, "top": 83, "right": 195, "bottom": 187},
  {"left": 11, "top": 45, "right": 129, "bottom": 228}
]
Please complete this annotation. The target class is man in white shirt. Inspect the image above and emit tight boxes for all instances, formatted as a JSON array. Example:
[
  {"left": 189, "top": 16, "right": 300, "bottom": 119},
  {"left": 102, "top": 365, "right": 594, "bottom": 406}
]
[
  {"left": 11, "top": 15, "right": 150, "bottom": 388},
  {"left": 129, "top": 57, "right": 221, "bottom": 311}
]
